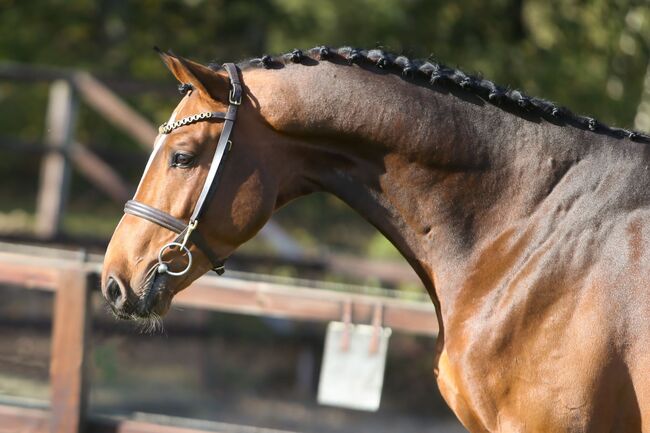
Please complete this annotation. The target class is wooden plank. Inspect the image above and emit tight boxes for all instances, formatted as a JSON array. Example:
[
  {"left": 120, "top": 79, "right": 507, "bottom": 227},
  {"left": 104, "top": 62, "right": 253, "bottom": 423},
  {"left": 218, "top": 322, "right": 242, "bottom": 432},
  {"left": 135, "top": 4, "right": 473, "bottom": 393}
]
[
  {"left": 89, "top": 419, "right": 226, "bottom": 433},
  {"left": 0, "top": 254, "right": 60, "bottom": 290},
  {"left": 87, "top": 414, "right": 301, "bottom": 433},
  {"left": 0, "top": 246, "right": 437, "bottom": 336},
  {"left": 35, "top": 80, "right": 78, "bottom": 239},
  {"left": 0, "top": 405, "right": 303, "bottom": 433},
  {"left": 0, "top": 62, "right": 72, "bottom": 83},
  {"left": 73, "top": 72, "right": 157, "bottom": 149},
  {"left": 0, "top": 135, "right": 134, "bottom": 203},
  {"left": 0, "top": 61, "right": 176, "bottom": 96},
  {"left": 49, "top": 271, "right": 91, "bottom": 433},
  {"left": 177, "top": 277, "right": 438, "bottom": 336},
  {"left": 70, "top": 142, "right": 133, "bottom": 203},
  {"left": 0, "top": 404, "right": 49, "bottom": 433},
  {"left": 0, "top": 405, "right": 304, "bottom": 433},
  {"left": 0, "top": 242, "right": 104, "bottom": 265}
]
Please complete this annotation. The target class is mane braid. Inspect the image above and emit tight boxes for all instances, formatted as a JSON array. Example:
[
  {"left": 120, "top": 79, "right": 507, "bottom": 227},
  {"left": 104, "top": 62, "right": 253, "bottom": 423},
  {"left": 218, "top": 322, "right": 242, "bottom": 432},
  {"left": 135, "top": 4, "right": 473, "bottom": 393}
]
[{"left": 208, "top": 46, "right": 649, "bottom": 143}]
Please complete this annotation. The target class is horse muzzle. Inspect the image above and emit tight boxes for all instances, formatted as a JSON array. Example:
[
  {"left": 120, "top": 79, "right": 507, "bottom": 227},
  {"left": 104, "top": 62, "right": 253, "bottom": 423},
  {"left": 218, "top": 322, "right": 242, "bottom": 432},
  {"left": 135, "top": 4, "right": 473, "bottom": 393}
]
[{"left": 102, "top": 270, "right": 173, "bottom": 320}]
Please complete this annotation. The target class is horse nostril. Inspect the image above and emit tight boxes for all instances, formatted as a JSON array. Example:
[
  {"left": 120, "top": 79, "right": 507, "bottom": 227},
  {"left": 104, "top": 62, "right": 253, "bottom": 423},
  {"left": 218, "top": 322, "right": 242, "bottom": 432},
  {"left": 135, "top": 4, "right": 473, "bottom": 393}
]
[{"left": 105, "top": 277, "right": 124, "bottom": 307}]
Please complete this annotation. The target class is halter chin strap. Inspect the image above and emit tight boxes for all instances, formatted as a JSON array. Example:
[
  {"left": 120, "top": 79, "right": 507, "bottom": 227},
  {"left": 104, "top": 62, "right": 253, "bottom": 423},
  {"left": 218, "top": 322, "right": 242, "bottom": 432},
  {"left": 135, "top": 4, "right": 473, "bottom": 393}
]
[{"left": 124, "top": 62, "right": 242, "bottom": 276}]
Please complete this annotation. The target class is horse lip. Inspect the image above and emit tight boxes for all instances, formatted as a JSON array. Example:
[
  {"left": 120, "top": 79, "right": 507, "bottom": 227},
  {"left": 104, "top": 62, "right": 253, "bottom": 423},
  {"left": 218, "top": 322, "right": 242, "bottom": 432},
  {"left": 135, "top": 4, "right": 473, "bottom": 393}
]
[
  {"left": 138, "top": 269, "right": 171, "bottom": 317},
  {"left": 115, "top": 311, "right": 134, "bottom": 321}
]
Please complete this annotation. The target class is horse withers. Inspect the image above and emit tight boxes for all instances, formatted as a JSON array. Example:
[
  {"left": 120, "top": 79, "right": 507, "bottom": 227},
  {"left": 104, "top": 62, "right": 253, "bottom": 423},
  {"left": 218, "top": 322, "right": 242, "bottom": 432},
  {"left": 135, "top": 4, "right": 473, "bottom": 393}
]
[{"left": 103, "top": 47, "right": 650, "bottom": 432}]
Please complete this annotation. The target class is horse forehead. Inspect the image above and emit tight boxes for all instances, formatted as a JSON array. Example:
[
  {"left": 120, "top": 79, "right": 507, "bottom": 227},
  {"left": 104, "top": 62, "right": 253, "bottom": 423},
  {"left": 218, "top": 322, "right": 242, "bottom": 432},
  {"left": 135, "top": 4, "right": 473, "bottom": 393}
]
[
  {"left": 173, "top": 91, "right": 214, "bottom": 117},
  {"left": 133, "top": 94, "right": 195, "bottom": 196}
]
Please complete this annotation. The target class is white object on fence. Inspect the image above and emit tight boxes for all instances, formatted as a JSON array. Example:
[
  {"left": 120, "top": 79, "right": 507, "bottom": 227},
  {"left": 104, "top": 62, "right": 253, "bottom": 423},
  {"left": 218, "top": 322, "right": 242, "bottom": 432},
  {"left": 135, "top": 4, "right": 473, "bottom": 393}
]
[{"left": 317, "top": 303, "right": 392, "bottom": 411}]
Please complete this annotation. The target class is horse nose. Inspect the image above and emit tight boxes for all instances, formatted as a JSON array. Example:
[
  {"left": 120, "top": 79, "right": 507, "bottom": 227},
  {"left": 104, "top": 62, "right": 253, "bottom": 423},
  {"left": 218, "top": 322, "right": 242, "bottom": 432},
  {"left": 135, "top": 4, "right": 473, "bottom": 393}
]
[{"left": 104, "top": 276, "right": 127, "bottom": 310}]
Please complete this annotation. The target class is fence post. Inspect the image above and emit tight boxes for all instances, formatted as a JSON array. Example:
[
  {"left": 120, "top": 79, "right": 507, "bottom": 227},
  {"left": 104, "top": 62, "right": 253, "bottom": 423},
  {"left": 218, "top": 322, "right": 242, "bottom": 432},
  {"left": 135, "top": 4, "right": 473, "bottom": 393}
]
[
  {"left": 35, "top": 79, "right": 78, "bottom": 238},
  {"left": 49, "top": 269, "right": 91, "bottom": 433}
]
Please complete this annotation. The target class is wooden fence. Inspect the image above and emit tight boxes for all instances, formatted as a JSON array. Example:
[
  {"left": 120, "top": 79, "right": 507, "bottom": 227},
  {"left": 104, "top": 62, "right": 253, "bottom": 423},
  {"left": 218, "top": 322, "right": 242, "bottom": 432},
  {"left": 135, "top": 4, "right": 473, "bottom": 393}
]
[
  {"left": 0, "top": 62, "right": 157, "bottom": 238},
  {"left": 0, "top": 243, "right": 437, "bottom": 433}
]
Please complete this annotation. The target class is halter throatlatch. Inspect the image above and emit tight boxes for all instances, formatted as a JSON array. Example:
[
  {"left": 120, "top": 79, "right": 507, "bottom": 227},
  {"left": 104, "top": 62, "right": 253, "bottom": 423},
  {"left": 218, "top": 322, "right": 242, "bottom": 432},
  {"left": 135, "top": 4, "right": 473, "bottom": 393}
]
[{"left": 124, "top": 62, "right": 243, "bottom": 277}]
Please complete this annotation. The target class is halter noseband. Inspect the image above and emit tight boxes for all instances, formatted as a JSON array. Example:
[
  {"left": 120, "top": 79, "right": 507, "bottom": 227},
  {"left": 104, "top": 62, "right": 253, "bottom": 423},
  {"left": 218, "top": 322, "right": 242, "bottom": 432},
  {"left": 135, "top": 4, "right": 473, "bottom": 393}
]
[{"left": 123, "top": 62, "right": 242, "bottom": 277}]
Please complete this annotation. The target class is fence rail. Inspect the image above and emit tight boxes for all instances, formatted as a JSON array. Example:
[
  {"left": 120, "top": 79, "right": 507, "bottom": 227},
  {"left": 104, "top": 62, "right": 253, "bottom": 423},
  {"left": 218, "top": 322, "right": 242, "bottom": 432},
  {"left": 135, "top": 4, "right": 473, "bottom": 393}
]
[{"left": 0, "top": 243, "right": 437, "bottom": 433}]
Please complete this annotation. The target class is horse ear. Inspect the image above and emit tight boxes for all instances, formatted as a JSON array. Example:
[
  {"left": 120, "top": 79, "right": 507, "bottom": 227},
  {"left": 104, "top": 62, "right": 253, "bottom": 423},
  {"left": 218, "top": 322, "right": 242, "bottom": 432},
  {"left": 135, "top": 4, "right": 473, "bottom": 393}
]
[{"left": 156, "top": 48, "right": 229, "bottom": 102}]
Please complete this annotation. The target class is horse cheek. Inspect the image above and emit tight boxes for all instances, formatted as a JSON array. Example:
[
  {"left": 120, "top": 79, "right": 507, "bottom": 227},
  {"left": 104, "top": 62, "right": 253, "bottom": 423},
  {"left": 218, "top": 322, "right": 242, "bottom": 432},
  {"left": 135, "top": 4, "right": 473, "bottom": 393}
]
[{"left": 229, "top": 171, "right": 275, "bottom": 242}]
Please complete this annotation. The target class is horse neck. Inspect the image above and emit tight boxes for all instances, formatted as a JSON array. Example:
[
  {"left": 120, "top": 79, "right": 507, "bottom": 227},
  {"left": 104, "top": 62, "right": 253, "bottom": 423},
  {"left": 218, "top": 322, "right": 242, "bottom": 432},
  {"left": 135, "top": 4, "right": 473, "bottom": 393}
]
[{"left": 249, "top": 62, "right": 597, "bottom": 296}]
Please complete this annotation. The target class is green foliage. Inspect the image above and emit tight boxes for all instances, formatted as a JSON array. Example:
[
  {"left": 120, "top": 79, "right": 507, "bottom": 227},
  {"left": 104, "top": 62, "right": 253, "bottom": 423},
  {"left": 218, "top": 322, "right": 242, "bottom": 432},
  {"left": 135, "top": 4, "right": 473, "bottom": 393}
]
[
  {"left": 93, "top": 343, "right": 119, "bottom": 383},
  {"left": 1, "top": 0, "right": 647, "bottom": 127}
]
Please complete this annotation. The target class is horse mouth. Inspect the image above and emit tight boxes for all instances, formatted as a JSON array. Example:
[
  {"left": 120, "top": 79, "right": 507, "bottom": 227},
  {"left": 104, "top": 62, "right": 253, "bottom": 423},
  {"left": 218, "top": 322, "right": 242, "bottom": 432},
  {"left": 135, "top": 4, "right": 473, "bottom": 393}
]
[
  {"left": 109, "top": 266, "right": 173, "bottom": 327},
  {"left": 140, "top": 269, "right": 173, "bottom": 315}
]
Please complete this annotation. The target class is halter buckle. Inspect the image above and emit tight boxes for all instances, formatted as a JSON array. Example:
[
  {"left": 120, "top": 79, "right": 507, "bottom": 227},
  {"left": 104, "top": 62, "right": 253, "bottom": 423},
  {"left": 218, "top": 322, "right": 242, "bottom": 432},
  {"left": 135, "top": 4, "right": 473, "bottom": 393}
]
[
  {"left": 180, "top": 220, "right": 198, "bottom": 249},
  {"left": 229, "top": 89, "right": 242, "bottom": 105}
]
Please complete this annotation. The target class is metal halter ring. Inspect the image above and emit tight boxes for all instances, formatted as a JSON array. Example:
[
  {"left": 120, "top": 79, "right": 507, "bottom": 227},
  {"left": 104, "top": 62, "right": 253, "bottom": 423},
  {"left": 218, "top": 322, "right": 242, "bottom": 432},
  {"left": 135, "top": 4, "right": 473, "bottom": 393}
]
[{"left": 157, "top": 242, "right": 193, "bottom": 276}]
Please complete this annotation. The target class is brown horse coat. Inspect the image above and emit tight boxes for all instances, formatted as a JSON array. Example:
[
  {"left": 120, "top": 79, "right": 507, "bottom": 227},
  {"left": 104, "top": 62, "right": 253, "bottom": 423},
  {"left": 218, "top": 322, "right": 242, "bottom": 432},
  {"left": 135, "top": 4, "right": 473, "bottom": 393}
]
[{"left": 103, "top": 48, "right": 650, "bottom": 432}]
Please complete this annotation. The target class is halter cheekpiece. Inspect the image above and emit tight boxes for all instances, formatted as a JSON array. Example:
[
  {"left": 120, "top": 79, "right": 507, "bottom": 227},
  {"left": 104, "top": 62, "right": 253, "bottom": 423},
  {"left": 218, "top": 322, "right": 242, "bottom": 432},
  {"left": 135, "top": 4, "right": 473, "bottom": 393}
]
[{"left": 123, "top": 62, "right": 242, "bottom": 277}]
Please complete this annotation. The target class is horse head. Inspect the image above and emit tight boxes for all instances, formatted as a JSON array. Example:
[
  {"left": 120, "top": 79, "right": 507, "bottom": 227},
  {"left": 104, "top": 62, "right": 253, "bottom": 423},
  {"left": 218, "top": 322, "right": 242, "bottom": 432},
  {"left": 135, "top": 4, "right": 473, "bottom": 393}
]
[{"left": 102, "top": 52, "right": 283, "bottom": 320}]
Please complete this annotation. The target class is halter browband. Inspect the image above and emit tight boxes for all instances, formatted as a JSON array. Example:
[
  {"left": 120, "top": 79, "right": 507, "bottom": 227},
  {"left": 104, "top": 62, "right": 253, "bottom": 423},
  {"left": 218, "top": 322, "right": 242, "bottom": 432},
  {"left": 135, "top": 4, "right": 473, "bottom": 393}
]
[
  {"left": 158, "top": 110, "right": 235, "bottom": 135},
  {"left": 123, "top": 62, "right": 242, "bottom": 277}
]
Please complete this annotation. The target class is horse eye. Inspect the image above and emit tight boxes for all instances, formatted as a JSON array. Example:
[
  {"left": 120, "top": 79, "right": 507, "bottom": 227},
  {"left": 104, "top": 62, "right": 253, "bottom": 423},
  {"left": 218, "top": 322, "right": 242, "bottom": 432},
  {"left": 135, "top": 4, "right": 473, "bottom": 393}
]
[{"left": 171, "top": 152, "right": 195, "bottom": 167}]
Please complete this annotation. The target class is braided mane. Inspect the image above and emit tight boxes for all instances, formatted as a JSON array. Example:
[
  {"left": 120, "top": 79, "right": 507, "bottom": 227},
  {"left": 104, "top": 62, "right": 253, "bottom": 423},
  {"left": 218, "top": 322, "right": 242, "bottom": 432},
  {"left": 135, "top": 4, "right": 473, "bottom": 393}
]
[{"left": 209, "top": 46, "right": 649, "bottom": 143}]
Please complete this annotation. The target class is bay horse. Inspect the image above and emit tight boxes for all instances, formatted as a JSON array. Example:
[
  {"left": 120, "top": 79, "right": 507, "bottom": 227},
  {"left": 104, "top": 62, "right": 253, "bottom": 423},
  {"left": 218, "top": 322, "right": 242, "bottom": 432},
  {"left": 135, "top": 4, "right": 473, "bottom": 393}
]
[{"left": 102, "top": 46, "right": 650, "bottom": 432}]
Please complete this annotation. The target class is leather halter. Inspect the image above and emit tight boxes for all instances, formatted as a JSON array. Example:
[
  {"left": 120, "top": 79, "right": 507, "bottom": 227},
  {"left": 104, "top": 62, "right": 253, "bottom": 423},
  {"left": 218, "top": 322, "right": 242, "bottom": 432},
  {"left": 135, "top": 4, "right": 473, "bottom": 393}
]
[{"left": 123, "top": 62, "right": 242, "bottom": 276}]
